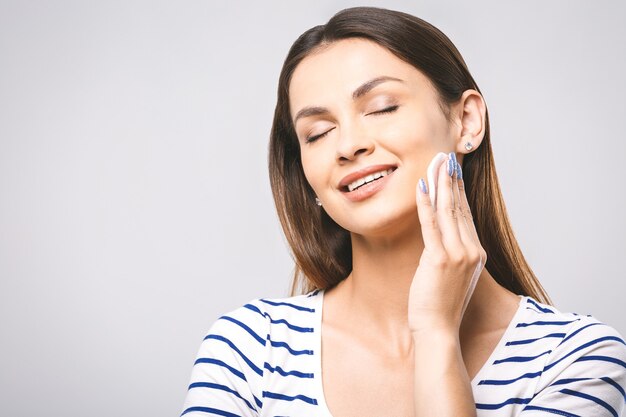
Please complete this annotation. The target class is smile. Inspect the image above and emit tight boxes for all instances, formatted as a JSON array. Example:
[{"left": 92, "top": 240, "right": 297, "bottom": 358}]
[
  {"left": 338, "top": 164, "right": 397, "bottom": 202},
  {"left": 347, "top": 168, "right": 394, "bottom": 192}
]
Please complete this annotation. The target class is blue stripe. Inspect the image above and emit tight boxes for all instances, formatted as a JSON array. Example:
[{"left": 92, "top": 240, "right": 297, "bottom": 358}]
[
  {"left": 575, "top": 355, "right": 626, "bottom": 369},
  {"left": 243, "top": 304, "right": 314, "bottom": 333},
  {"left": 549, "top": 377, "right": 592, "bottom": 386},
  {"left": 506, "top": 332, "right": 566, "bottom": 346},
  {"left": 544, "top": 336, "right": 626, "bottom": 371},
  {"left": 194, "top": 358, "right": 246, "bottom": 381},
  {"left": 478, "top": 371, "right": 542, "bottom": 385},
  {"left": 264, "top": 362, "right": 314, "bottom": 378},
  {"left": 516, "top": 319, "right": 579, "bottom": 328},
  {"left": 204, "top": 334, "right": 263, "bottom": 376},
  {"left": 494, "top": 350, "right": 551, "bottom": 364},
  {"left": 260, "top": 298, "right": 316, "bottom": 312},
  {"left": 262, "top": 391, "right": 318, "bottom": 405},
  {"left": 549, "top": 377, "right": 626, "bottom": 402},
  {"left": 560, "top": 388, "right": 618, "bottom": 417},
  {"left": 602, "top": 377, "right": 626, "bottom": 402},
  {"left": 270, "top": 318, "right": 314, "bottom": 333},
  {"left": 243, "top": 303, "right": 264, "bottom": 316},
  {"left": 269, "top": 339, "right": 314, "bottom": 356},
  {"left": 188, "top": 382, "right": 256, "bottom": 411},
  {"left": 522, "top": 405, "right": 580, "bottom": 417},
  {"left": 307, "top": 289, "right": 321, "bottom": 297},
  {"left": 526, "top": 298, "right": 555, "bottom": 313},
  {"left": 181, "top": 406, "right": 241, "bottom": 417},
  {"left": 475, "top": 397, "right": 531, "bottom": 409},
  {"left": 219, "top": 316, "right": 266, "bottom": 345},
  {"left": 559, "top": 322, "right": 605, "bottom": 345}
]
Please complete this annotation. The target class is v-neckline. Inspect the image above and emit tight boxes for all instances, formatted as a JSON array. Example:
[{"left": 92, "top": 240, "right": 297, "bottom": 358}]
[{"left": 311, "top": 289, "right": 527, "bottom": 416}]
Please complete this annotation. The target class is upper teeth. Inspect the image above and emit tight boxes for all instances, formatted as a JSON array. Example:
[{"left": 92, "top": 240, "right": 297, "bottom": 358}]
[{"left": 347, "top": 169, "right": 394, "bottom": 192}]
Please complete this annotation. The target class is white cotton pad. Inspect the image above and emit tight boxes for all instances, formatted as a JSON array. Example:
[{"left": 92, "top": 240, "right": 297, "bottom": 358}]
[{"left": 426, "top": 152, "right": 449, "bottom": 211}]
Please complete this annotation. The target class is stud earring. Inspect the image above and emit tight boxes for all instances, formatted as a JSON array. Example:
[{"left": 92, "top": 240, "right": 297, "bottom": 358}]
[
  {"left": 464, "top": 142, "right": 474, "bottom": 151},
  {"left": 315, "top": 197, "right": 322, "bottom": 206}
]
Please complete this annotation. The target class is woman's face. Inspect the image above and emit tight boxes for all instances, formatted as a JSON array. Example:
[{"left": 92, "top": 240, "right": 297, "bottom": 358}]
[{"left": 289, "top": 38, "right": 460, "bottom": 238}]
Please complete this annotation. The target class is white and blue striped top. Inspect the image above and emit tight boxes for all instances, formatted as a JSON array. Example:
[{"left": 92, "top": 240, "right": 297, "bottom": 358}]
[{"left": 181, "top": 289, "right": 626, "bottom": 416}]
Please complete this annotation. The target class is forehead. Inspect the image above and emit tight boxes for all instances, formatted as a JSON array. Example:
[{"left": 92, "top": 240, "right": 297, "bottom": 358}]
[{"left": 289, "top": 38, "right": 432, "bottom": 115}]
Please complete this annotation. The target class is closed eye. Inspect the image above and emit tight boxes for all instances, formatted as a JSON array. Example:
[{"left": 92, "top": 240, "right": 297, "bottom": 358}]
[
  {"left": 305, "top": 105, "right": 399, "bottom": 143},
  {"left": 305, "top": 127, "right": 335, "bottom": 144},
  {"left": 370, "top": 105, "right": 399, "bottom": 115}
]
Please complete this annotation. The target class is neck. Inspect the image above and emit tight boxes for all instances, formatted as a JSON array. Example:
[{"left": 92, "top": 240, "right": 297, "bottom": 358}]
[
  {"left": 336, "top": 220, "right": 424, "bottom": 337},
  {"left": 328, "top": 220, "right": 517, "bottom": 343}
]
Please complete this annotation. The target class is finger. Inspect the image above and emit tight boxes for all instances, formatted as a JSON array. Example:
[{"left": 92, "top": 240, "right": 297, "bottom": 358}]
[
  {"left": 454, "top": 160, "right": 487, "bottom": 293},
  {"left": 446, "top": 158, "right": 486, "bottom": 317},
  {"left": 415, "top": 179, "right": 445, "bottom": 252},
  {"left": 435, "top": 153, "right": 463, "bottom": 251},
  {"left": 452, "top": 160, "right": 474, "bottom": 247},
  {"left": 454, "top": 161, "right": 482, "bottom": 247}
]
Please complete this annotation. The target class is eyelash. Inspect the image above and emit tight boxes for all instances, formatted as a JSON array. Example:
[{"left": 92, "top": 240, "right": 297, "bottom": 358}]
[
  {"left": 374, "top": 105, "right": 399, "bottom": 115},
  {"left": 305, "top": 105, "right": 399, "bottom": 143}
]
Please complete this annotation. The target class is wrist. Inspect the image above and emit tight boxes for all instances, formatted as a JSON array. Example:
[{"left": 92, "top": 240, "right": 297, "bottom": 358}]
[
  {"left": 411, "top": 326, "right": 459, "bottom": 344},
  {"left": 410, "top": 317, "right": 459, "bottom": 336}
]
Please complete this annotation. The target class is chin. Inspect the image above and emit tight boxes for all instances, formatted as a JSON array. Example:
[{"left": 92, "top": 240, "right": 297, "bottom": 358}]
[{"left": 328, "top": 203, "right": 419, "bottom": 240}]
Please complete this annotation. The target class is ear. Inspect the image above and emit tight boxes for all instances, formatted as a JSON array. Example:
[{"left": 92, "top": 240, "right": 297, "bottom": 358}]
[{"left": 452, "top": 89, "right": 486, "bottom": 155}]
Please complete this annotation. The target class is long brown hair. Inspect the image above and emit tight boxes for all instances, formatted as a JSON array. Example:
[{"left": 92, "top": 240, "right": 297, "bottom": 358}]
[{"left": 268, "top": 6, "right": 551, "bottom": 304}]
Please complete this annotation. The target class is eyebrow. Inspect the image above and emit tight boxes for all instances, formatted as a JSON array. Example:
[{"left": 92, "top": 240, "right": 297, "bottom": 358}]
[{"left": 292, "top": 75, "right": 404, "bottom": 125}]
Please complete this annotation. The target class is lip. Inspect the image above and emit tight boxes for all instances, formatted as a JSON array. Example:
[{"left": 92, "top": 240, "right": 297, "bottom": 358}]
[
  {"left": 337, "top": 164, "right": 397, "bottom": 203},
  {"left": 337, "top": 164, "right": 397, "bottom": 189}
]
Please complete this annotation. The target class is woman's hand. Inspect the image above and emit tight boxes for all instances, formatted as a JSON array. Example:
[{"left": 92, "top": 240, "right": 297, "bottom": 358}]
[
  {"left": 408, "top": 151, "right": 486, "bottom": 334},
  {"left": 409, "top": 151, "right": 484, "bottom": 417}
]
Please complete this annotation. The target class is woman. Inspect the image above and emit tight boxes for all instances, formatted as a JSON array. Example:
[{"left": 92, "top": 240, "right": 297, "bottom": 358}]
[{"left": 182, "top": 7, "right": 626, "bottom": 417}]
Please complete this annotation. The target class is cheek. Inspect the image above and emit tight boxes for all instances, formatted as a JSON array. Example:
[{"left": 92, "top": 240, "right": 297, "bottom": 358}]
[
  {"left": 386, "top": 108, "right": 448, "bottom": 155},
  {"left": 381, "top": 116, "right": 432, "bottom": 156},
  {"left": 300, "top": 152, "right": 325, "bottom": 193},
  {"left": 382, "top": 116, "right": 445, "bottom": 181}
]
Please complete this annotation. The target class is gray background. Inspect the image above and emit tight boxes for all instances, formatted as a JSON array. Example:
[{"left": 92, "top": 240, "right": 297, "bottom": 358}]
[{"left": 1, "top": 0, "right": 624, "bottom": 415}]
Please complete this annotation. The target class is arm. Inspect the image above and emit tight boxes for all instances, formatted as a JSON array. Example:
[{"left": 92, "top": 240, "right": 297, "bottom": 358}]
[
  {"left": 412, "top": 328, "right": 476, "bottom": 416},
  {"left": 410, "top": 152, "right": 484, "bottom": 416}
]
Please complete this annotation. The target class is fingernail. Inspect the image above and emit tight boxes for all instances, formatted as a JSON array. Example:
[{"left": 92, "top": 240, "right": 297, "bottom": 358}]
[
  {"left": 447, "top": 158, "right": 455, "bottom": 176},
  {"left": 449, "top": 152, "right": 457, "bottom": 165},
  {"left": 456, "top": 161, "right": 463, "bottom": 180},
  {"left": 418, "top": 178, "right": 428, "bottom": 194}
]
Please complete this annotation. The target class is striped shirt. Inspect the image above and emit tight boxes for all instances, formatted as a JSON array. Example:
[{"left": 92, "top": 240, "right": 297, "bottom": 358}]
[{"left": 181, "top": 289, "right": 626, "bottom": 416}]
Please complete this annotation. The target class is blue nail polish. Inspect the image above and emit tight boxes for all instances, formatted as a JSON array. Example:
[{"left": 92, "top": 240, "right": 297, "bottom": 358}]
[
  {"left": 456, "top": 161, "right": 463, "bottom": 180},
  {"left": 418, "top": 178, "right": 428, "bottom": 194},
  {"left": 449, "top": 152, "right": 457, "bottom": 165},
  {"left": 447, "top": 158, "right": 454, "bottom": 176}
]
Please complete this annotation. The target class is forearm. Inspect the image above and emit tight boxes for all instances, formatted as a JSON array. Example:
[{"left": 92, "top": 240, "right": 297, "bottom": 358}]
[{"left": 412, "top": 329, "right": 477, "bottom": 417}]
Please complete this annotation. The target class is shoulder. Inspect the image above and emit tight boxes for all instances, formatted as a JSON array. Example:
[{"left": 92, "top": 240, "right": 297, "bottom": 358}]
[
  {"left": 527, "top": 297, "right": 626, "bottom": 369},
  {"left": 519, "top": 296, "right": 626, "bottom": 360},
  {"left": 505, "top": 297, "right": 626, "bottom": 415},
  {"left": 202, "top": 289, "right": 322, "bottom": 356},
  {"left": 194, "top": 290, "right": 322, "bottom": 381},
  {"left": 254, "top": 289, "right": 321, "bottom": 316},
  {"left": 483, "top": 296, "right": 625, "bottom": 376},
  {"left": 523, "top": 297, "right": 626, "bottom": 401},
  {"left": 183, "top": 290, "right": 322, "bottom": 412},
  {"left": 516, "top": 296, "right": 626, "bottom": 362}
]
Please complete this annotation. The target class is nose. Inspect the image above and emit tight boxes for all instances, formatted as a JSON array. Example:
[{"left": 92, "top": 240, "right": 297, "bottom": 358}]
[{"left": 335, "top": 124, "right": 375, "bottom": 163}]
